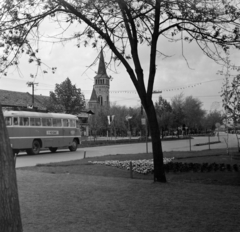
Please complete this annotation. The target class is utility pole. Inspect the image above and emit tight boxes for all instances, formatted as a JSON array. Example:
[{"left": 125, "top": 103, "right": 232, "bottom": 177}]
[{"left": 26, "top": 82, "right": 38, "bottom": 107}]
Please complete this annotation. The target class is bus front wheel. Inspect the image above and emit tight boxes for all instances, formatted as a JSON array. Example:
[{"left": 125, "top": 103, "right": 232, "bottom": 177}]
[
  {"left": 69, "top": 139, "right": 78, "bottom": 152},
  {"left": 27, "top": 140, "right": 41, "bottom": 155}
]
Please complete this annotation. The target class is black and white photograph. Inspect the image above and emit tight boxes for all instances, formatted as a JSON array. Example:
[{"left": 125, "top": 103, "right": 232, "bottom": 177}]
[{"left": 0, "top": 0, "right": 240, "bottom": 231}]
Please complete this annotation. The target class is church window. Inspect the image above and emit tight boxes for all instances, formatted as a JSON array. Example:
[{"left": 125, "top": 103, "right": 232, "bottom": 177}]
[{"left": 98, "top": 95, "right": 103, "bottom": 106}]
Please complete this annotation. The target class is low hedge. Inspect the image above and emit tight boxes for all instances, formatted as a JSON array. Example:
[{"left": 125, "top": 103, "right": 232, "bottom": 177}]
[
  {"left": 80, "top": 137, "right": 193, "bottom": 147},
  {"left": 89, "top": 159, "right": 240, "bottom": 175}
]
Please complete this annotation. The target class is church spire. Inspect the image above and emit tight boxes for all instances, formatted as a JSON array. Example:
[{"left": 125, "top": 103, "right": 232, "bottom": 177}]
[
  {"left": 88, "top": 48, "right": 110, "bottom": 110},
  {"left": 97, "top": 49, "right": 107, "bottom": 75}
]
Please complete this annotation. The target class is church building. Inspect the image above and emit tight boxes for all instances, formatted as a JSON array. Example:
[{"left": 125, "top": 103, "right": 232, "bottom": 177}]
[{"left": 88, "top": 49, "right": 110, "bottom": 110}]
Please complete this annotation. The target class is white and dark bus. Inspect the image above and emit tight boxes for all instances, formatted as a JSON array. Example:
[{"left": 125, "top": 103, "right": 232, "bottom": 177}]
[{"left": 4, "top": 110, "right": 81, "bottom": 155}]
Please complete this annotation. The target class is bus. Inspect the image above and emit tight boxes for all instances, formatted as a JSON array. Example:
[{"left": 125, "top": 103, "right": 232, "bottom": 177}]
[{"left": 3, "top": 110, "right": 81, "bottom": 155}]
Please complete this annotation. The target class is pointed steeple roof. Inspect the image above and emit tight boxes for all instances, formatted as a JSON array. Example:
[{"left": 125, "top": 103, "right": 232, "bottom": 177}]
[
  {"left": 94, "top": 49, "right": 109, "bottom": 80},
  {"left": 97, "top": 49, "right": 107, "bottom": 75},
  {"left": 89, "top": 88, "right": 98, "bottom": 102}
]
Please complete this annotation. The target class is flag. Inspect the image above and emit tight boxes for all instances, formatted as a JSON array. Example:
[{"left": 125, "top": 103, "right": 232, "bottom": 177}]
[{"left": 107, "top": 115, "right": 115, "bottom": 125}]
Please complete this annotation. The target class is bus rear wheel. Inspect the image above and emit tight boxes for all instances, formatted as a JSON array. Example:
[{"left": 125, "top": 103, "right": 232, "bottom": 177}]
[
  {"left": 27, "top": 140, "right": 41, "bottom": 155},
  {"left": 69, "top": 139, "right": 78, "bottom": 152},
  {"left": 49, "top": 147, "right": 58, "bottom": 153}
]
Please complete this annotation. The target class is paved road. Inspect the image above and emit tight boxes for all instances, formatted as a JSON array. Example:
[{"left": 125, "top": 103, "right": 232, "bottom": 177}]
[{"left": 15, "top": 133, "right": 238, "bottom": 168}]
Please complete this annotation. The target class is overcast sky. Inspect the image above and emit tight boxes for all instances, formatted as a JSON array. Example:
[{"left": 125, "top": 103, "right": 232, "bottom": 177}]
[{"left": 1, "top": 17, "right": 240, "bottom": 113}]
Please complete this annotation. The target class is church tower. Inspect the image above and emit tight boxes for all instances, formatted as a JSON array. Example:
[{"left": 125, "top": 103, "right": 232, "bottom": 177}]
[{"left": 88, "top": 49, "right": 110, "bottom": 109}]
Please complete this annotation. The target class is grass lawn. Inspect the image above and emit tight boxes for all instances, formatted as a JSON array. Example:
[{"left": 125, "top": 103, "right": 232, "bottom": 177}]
[{"left": 17, "top": 148, "right": 240, "bottom": 232}]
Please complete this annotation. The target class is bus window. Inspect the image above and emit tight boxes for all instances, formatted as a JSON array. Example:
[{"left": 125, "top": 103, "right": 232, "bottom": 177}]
[
  {"left": 30, "top": 118, "right": 35, "bottom": 126},
  {"left": 13, "top": 117, "right": 18, "bottom": 125},
  {"left": 63, "top": 119, "right": 69, "bottom": 127},
  {"left": 20, "top": 117, "right": 29, "bottom": 126},
  {"left": 35, "top": 118, "right": 41, "bottom": 126},
  {"left": 42, "top": 118, "right": 52, "bottom": 126},
  {"left": 5, "top": 117, "right": 12, "bottom": 126},
  {"left": 69, "top": 119, "right": 76, "bottom": 128},
  {"left": 53, "top": 118, "right": 62, "bottom": 127},
  {"left": 30, "top": 118, "right": 41, "bottom": 126}
]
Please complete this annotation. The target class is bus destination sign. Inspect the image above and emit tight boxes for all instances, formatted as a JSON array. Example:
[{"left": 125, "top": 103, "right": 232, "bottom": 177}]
[{"left": 46, "top": 130, "right": 59, "bottom": 135}]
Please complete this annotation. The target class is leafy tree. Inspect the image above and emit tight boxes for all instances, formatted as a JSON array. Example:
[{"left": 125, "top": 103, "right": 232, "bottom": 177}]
[
  {"left": 183, "top": 96, "right": 205, "bottom": 133},
  {"left": 88, "top": 105, "right": 108, "bottom": 137},
  {"left": 202, "top": 110, "right": 222, "bottom": 132},
  {"left": 126, "top": 106, "right": 142, "bottom": 136},
  {"left": 155, "top": 96, "right": 173, "bottom": 138},
  {"left": 156, "top": 96, "right": 172, "bottom": 113},
  {"left": 1, "top": 1, "right": 240, "bottom": 184},
  {"left": 48, "top": 77, "right": 85, "bottom": 114},
  {"left": 89, "top": 103, "right": 142, "bottom": 137},
  {"left": 221, "top": 64, "right": 240, "bottom": 151},
  {"left": 108, "top": 104, "right": 129, "bottom": 136},
  {"left": 222, "top": 74, "right": 240, "bottom": 124},
  {"left": 171, "top": 93, "right": 185, "bottom": 135}
]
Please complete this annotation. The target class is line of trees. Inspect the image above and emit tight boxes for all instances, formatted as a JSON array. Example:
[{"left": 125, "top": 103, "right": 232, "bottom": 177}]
[
  {"left": 88, "top": 103, "right": 144, "bottom": 138},
  {"left": 87, "top": 94, "right": 223, "bottom": 139},
  {"left": 156, "top": 94, "right": 223, "bottom": 138}
]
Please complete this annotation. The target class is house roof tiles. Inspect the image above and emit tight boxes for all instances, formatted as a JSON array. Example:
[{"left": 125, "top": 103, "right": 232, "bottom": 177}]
[{"left": 0, "top": 89, "right": 47, "bottom": 110}]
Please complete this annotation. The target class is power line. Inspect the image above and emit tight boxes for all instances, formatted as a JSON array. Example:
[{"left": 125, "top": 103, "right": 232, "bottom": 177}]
[{"left": 3, "top": 76, "right": 229, "bottom": 94}]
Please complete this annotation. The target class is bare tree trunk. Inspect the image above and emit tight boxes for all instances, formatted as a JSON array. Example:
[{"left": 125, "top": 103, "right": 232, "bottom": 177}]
[
  {"left": 145, "top": 102, "right": 166, "bottom": 183},
  {"left": 0, "top": 105, "right": 23, "bottom": 232}
]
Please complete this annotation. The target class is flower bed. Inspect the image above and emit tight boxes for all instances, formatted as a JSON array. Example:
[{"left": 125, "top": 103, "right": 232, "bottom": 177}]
[
  {"left": 89, "top": 158, "right": 174, "bottom": 174},
  {"left": 89, "top": 158, "right": 240, "bottom": 174}
]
